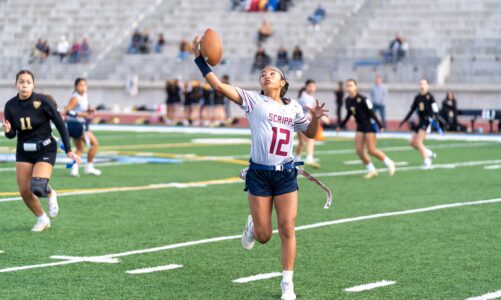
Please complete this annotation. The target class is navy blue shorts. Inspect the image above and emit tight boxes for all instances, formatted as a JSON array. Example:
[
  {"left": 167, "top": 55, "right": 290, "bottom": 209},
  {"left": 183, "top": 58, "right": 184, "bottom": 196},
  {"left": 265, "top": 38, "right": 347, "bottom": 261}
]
[
  {"left": 244, "top": 168, "right": 298, "bottom": 197},
  {"left": 67, "top": 120, "right": 88, "bottom": 139}
]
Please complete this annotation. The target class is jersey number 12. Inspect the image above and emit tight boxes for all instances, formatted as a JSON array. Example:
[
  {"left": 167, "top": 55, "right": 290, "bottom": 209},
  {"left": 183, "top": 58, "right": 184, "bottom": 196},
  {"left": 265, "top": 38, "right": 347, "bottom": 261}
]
[{"left": 269, "top": 127, "right": 290, "bottom": 156}]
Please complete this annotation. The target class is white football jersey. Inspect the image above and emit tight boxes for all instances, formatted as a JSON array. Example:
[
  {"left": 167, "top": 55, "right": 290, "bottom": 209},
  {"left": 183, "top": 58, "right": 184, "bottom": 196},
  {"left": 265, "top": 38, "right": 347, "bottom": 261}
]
[
  {"left": 236, "top": 87, "right": 310, "bottom": 166},
  {"left": 68, "top": 91, "right": 89, "bottom": 123}
]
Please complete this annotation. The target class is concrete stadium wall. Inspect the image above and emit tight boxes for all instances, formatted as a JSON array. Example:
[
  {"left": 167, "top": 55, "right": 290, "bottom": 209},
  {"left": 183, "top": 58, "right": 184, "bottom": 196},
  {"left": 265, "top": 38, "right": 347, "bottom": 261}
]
[{"left": 1, "top": 81, "right": 500, "bottom": 121}]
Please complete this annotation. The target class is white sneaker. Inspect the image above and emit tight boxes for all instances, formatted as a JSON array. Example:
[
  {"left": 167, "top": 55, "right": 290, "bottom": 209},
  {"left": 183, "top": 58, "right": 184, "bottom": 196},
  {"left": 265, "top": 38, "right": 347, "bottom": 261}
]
[
  {"left": 241, "top": 215, "right": 255, "bottom": 250},
  {"left": 364, "top": 170, "right": 378, "bottom": 179},
  {"left": 85, "top": 165, "right": 102, "bottom": 176},
  {"left": 388, "top": 161, "right": 396, "bottom": 176},
  {"left": 423, "top": 158, "right": 433, "bottom": 170},
  {"left": 70, "top": 163, "right": 79, "bottom": 177},
  {"left": 31, "top": 218, "right": 50, "bottom": 232},
  {"left": 48, "top": 190, "right": 59, "bottom": 218},
  {"left": 281, "top": 282, "right": 296, "bottom": 300}
]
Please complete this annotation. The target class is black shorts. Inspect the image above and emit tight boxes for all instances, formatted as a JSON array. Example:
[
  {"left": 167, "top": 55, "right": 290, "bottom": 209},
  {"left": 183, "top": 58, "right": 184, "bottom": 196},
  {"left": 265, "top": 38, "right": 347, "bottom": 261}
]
[
  {"left": 244, "top": 168, "right": 298, "bottom": 197},
  {"left": 356, "top": 123, "right": 377, "bottom": 133},
  {"left": 166, "top": 97, "right": 181, "bottom": 105},
  {"left": 411, "top": 121, "right": 431, "bottom": 133},
  {"left": 16, "top": 139, "right": 58, "bottom": 166},
  {"left": 214, "top": 94, "right": 225, "bottom": 106}
]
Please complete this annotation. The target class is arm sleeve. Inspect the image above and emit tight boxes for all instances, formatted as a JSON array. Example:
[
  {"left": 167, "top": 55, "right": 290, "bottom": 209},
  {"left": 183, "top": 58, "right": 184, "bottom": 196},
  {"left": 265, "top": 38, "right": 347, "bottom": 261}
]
[
  {"left": 401, "top": 97, "right": 418, "bottom": 124},
  {"left": 338, "top": 106, "right": 352, "bottom": 128},
  {"left": 235, "top": 87, "right": 258, "bottom": 114},
  {"left": 294, "top": 104, "right": 310, "bottom": 132},
  {"left": 44, "top": 99, "right": 72, "bottom": 153},
  {"left": 3, "top": 106, "right": 17, "bottom": 139}
]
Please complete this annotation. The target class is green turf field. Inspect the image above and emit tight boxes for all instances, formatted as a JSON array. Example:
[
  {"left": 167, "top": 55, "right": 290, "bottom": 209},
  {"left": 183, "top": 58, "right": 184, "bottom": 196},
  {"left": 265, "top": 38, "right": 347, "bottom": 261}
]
[{"left": 1, "top": 129, "right": 500, "bottom": 299}]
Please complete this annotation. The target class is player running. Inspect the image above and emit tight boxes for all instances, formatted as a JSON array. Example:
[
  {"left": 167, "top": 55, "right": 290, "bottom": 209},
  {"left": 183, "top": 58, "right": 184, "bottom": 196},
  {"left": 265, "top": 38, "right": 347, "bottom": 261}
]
[
  {"left": 192, "top": 36, "right": 328, "bottom": 300},
  {"left": 399, "top": 78, "right": 439, "bottom": 169},
  {"left": 2, "top": 70, "right": 80, "bottom": 232},
  {"left": 338, "top": 79, "right": 396, "bottom": 178},
  {"left": 63, "top": 78, "right": 101, "bottom": 176}
]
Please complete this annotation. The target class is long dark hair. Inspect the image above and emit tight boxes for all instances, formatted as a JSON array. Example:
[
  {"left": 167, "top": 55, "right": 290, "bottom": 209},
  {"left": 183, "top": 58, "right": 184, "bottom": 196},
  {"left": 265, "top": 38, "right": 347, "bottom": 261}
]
[
  {"left": 74, "top": 77, "right": 87, "bottom": 88},
  {"left": 298, "top": 79, "right": 315, "bottom": 98},
  {"left": 16, "top": 70, "right": 35, "bottom": 83}
]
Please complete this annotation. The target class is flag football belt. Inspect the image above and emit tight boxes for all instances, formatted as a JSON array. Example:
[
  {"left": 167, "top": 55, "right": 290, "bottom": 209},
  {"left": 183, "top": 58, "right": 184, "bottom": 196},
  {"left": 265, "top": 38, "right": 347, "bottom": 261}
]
[
  {"left": 22, "top": 138, "right": 52, "bottom": 152},
  {"left": 249, "top": 160, "right": 304, "bottom": 171}
]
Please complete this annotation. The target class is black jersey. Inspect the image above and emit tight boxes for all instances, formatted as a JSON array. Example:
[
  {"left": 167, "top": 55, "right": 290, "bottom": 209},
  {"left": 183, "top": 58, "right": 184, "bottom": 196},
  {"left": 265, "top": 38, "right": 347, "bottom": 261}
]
[
  {"left": 339, "top": 93, "right": 382, "bottom": 131},
  {"left": 4, "top": 92, "right": 72, "bottom": 153},
  {"left": 401, "top": 92, "right": 438, "bottom": 124}
]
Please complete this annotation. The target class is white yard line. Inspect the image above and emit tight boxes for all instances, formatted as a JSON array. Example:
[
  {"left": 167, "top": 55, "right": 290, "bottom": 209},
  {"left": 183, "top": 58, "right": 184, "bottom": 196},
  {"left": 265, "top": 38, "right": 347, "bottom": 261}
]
[
  {"left": 1, "top": 158, "right": 500, "bottom": 204},
  {"left": 344, "top": 280, "right": 396, "bottom": 292},
  {"left": 126, "top": 264, "right": 183, "bottom": 275},
  {"left": 0, "top": 251, "right": 3, "bottom": 254},
  {"left": 466, "top": 290, "right": 501, "bottom": 300},
  {"left": 0, "top": 197, "right": 500, "bottom": 274},
  {"left": 484, "top": 165, "right": 501, "bottom": 170},
  {"left": 0, "top": 161, "right": 141, "bottom": 173},
  {"left": 232, "top": 272, "right": 282, "bottom": 283}
]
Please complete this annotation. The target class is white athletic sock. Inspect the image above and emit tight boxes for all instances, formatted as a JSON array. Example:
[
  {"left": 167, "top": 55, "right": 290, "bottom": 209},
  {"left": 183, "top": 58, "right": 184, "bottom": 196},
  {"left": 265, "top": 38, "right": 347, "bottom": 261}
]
[
  {"left": 37, "top": 213, "right": 49, "bottom": 222},
  {"left": 424, "top": 148, "right": 433, "bottom": 158},
  {"left": 366, "top": 162, "right": 376, "bottom": 172},
  {"left": 306, "top": 154, "right": 314, "bottom": 162},
  {"left": 282, "top": 270, "right": 294, "bottom": 283},
  {"left": 383, "top": 156, "right": 393, "bottom": 166},
  {"left": 294, "top": 155, "right": 301, "bottom": 162},
  {"left": 87, "top": 162, "right": 94, "bottom": 168},
  {"left": 424, "top": 158, "right": 432, "bottom": 167}
]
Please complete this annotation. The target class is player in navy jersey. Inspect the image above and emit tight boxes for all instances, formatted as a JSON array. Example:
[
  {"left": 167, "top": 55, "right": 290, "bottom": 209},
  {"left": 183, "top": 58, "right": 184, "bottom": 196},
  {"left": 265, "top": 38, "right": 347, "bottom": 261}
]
[
  {"left": 338, "top": 79, "right": 396, "bottom": 178},
  {"left": 399, "top": 78, "right": 439, "bottom": 169},
  {"left": 192, "top": 36, "right": 328, "bottom": 300},
  {"left": 2, "top": 70, "right": 80, "bottom": 232}
]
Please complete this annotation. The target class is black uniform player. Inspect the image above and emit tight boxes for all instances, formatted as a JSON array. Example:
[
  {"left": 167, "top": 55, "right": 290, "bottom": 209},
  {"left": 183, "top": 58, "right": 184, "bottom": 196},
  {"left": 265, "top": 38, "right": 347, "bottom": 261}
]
[
  {"left": 2, "top": 70, "right": 79, "bottom": 232},
  {"left": 399, "top": 78, "right": 438, "bottom": 169},
  {"left": 338, "top": 79, "right": 395, "bottom": 178}
]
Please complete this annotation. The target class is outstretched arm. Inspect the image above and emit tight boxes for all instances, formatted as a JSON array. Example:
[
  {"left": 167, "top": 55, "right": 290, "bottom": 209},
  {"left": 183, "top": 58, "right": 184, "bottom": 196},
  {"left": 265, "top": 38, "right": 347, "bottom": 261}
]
[
  {"left": 192, "top": 36, "right": 242, "bottom": 105},
  {"left": 399, "top": 98, "right": 417, "bottom": 128}
]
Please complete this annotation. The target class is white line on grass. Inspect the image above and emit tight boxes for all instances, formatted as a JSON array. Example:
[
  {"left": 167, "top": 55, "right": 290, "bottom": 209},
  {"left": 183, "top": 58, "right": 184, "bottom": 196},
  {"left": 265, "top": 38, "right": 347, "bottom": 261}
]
[
  {"left": 466, "top": 290, "right": 501, "bottom": 300},
  {"left": 0, "top": 251, "right": 3, "bottom": 254},
  {"left": 126, "top": 264, "right": 183, "bottom": 275},
  {"left": 1, "top": 158, "right": 501, "bottom": 204},
  {"left": 1, "top": 197, "right": 500, "bottom": 273},
  {"left": 344, "top": 280, "right": 396, "bottom": 292},
  {"left": 0, "top": 161, "right": 142, "bottom": 173},
  {"left": 484, "top": 165, "right": 501, "bottom": 170},
  {"left": 232, "top": 272, "right": 282, "bottom": 283}
]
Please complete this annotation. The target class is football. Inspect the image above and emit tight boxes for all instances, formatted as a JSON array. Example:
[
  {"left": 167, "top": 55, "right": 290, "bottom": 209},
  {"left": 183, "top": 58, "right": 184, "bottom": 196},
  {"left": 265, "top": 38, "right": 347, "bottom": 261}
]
[{"left": 200, "top": 28, "right": 223, "bottom": 66}]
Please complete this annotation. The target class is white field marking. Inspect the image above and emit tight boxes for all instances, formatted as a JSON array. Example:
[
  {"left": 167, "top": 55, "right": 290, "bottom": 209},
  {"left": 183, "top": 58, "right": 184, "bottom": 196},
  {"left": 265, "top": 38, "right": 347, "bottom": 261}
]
[
  {"left": 0, "top": 250, "right": 3, "bottom": 254},
  {"left": 484, "top": 165, "right": 501, "bottom": 170},
  {"left": 232, "top": 272, "right": 282, "bottom": 283},
  {"left": 0, "top": 161, "right": 142, "bottom": 173},
  {"left": 344, "top": 160, "right": 408, "bottom": 167},
  {"left": 191, "top": 138, "right": 251, "bottom": 145},
  {"left": 466, "top": 290, "right": 501, "bottom": 300},
  {"left": 1, "top": 158, "right": 501, "bottom": 203},
  {"left": 344, "top": 280, "right": 396, "bottom": 292},
  {"left": 49, "top": 256, "right": 119, "bottom": 264},
  {"left": 126, "top": 264, "right": 183, "bottom": 275},
  {"left": 1, "top": 197, "right": 500, "bottom": 274}
]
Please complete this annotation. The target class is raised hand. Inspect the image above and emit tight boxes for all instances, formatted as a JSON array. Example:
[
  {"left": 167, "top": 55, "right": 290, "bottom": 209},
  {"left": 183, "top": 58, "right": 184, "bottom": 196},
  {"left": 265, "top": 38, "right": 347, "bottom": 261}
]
[
  {"left": 192, "top": 36, "right": 202, "bottom": 57},
  {"left": 306, "top": 99, "right": 329, "bottom": 120}
]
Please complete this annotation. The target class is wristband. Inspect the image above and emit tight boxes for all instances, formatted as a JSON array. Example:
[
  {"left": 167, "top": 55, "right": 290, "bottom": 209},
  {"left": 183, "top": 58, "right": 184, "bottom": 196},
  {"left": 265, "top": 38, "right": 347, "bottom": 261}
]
[
  {"left": 194, "top": 55, "right": 212, "bottom": 77},
  {"left": 67, "top": 110, "right": 78, "bottom": 117}
]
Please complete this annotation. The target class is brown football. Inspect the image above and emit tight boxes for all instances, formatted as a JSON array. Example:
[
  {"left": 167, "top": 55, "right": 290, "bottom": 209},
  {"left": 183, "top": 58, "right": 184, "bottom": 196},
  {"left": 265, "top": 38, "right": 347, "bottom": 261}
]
[{"left": 200, "top": 28, "right": 223, "bottom": 66}]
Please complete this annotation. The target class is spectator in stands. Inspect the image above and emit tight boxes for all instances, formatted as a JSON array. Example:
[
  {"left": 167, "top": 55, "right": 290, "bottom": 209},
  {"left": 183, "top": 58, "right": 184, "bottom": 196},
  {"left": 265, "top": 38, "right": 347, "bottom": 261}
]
[
  {"left": 165, "top": 79, "right": 182, "bottom": 125},
  {"left": 308, "top": 4, "right": 326, "bottom": 29},
  {"left": 276, "top": 46, "right": 289, "bottom": 70},
  {"left": 178, "top": 39, "right": 191, "bottom": 61},
  {"left": 29, "top": 38, "right": 46, "bottom": 64},
  {"left": 266, "top": 0, "right": 279, "bottom": 11},
  {"left": 56, "top": 35, "right": 70, "bottom": 62},
  {"left": 69, "top": 39, "right": 81, "bottom": 64},
  {"left": 155, "top": 34, "right": 165, "bottom": 53},
  {"left": 251, "top": 47, "right": 271, "bottom": 73},
  {"left": 290, "top": 45, "right": 303, "bottom": 73},
  {"left": 128, "top": 30, "right": 142, "bottom": 54},
  {"left": 41, "top": 40, "right": 50, "bottom": 60},
  {"left": 80, "top": 37, "right": 91, "bottom": 63},
  {"left": 334, "top": 80, "right": 345, "bottom": 128},
  {"left": 369, "top": 74, "right": 388, "bottom": 128},
  {"left": 139, "top": 31, "right": 151, "bottom": 54},
  {"left": 440, "top": 90, "right": 465, "bottom": 132},
  {"left": 257, "top": 19, "right": 273, "bottom": 44},
  {"left": 278, "top": 0, "right": 292, "bottom": 11},
  {"left": 384, "top": 33, "right": 408, "bottom": 63}
]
